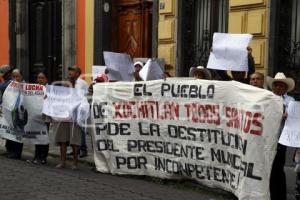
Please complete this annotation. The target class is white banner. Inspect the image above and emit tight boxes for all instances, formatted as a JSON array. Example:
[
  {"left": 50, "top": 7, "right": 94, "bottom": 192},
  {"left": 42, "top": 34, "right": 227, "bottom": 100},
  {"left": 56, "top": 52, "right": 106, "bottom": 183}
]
[
  {"left": 207, "top": 33, "right": 253, "bottom": 71},
  {"left": 279, "top": 101, "right": 300, "bottom": 147},
  {"left": 0, "top": 82, "right": 48, "bottom": 144},
  {"left": 91, "top": 79, "right": 283, "bottom": 200},
  {"left": 42, "top": 85, "right": 84, "bottom": 121}
]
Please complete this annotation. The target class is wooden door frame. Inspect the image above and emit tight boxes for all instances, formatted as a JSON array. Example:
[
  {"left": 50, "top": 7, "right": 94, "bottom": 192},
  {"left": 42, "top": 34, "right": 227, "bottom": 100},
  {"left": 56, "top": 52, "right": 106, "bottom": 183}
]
[{"left": 94, "top": 0, "right": 158, "bottom": 65}]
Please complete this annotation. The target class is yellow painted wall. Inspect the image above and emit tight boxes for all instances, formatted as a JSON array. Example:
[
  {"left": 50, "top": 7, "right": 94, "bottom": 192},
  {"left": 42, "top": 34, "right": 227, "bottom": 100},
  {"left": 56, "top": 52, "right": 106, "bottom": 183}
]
[
  {"left": 85, "top": 0, "right": 94, "bottom": 84},
  {"left": 157, "top": 0, "right": 177, "bottom": 76},
  {"left": 228, "top": 0, "right": 269, "bottom": 75}
]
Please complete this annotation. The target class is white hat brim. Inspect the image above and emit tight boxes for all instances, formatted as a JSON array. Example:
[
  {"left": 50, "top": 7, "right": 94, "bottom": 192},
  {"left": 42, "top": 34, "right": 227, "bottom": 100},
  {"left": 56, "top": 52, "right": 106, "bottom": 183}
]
[{"left": 267, "top": 76, "right": 295, "bottom": 92}]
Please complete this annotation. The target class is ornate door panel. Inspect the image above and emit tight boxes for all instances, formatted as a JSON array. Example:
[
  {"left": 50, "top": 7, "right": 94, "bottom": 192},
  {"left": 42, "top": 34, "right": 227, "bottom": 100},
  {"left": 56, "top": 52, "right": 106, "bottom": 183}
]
[
  {"left": 29, "top": 0, "right": 62, "bottom": 82},
  {"left": 112, "top": 0, "right": 152, "bottom": 58},
  {"left": 275, "top": 0, "right": 300, "bottom": 98}
]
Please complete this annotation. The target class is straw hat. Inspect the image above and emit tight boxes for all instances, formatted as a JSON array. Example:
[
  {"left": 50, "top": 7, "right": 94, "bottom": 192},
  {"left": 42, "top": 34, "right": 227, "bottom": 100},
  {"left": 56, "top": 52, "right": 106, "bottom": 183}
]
[
  {"left": 267, "top": 72, "right": 295, "bottom": 92},
  {"left": 189, "top": 66, "right": 212, "bottom": 80}
]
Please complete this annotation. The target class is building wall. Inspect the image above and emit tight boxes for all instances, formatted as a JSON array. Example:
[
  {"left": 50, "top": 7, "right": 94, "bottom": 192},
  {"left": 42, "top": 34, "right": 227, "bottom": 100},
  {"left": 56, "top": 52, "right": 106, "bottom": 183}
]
[
  {"left": 84, "top": 0, "right": 94, "bottom": 83},
  {"left": 228, "top": 0, "right": 269, "bottom": 75},
  {"left": 76, "top": 0, "right": 93, "bottom": 83},
  {"left": 77, "top": 0, "right": 85, "bottom": 75},
  {"left": 157, "top": 0, "right": 177, "bottom": 76},
  {"left": 0, "top": 0, "right": 9, "bottom": 66}
]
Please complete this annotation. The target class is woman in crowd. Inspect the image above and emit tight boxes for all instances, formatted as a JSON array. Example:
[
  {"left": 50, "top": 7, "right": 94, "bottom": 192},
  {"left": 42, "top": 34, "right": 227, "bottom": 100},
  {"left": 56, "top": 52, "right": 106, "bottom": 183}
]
[
  {"left": 52, "top": 78, "right": 82, "bottom": 170},
  {"left": 27, "top": 71, "right": 50, "bottom": 164}
]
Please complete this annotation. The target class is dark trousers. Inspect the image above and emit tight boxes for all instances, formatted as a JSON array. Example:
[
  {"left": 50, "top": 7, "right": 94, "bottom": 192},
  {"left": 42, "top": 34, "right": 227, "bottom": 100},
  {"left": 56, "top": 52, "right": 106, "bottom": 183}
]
[
  {"left": 5, "top": 139, "right": 23, "bottom": 159},
  {"left": 270, "top": 143, "right": 287, "bottom": 200},
  {"left": 296, "top": 172, "right": 300, "bottom": 200},
  {"left": 35, "top": 144, "right": 49, "bottom": 161},
  {"left": 80, "top": 128, "right": 87, "bottom": 154}
]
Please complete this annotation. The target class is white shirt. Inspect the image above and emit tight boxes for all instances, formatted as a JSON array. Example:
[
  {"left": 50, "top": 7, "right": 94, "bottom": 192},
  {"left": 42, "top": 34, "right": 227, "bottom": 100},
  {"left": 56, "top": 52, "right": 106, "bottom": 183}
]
[{"left": 75, "top": 78, "right": 88, "bottom": 95}]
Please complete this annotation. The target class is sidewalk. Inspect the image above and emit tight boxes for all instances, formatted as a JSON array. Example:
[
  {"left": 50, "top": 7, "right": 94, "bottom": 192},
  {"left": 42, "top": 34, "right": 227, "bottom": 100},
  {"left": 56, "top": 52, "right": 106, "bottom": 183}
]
[{"left": 0, "top": 135, "right": 237, "bottom": 200}]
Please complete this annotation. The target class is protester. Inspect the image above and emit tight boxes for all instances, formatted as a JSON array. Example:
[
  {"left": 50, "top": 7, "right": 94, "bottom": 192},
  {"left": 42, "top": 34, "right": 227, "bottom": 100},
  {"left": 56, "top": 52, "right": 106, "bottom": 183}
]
[
  {"left": 134, "top": 61, "right": 144, "bottom": 81},
  {"left": 249, "top": 72, "right": 264, "bottom": 88},
  {"left": 0, "top": 65, "right": 24, "bottom": 159},
  {"left": 12, "top": 69, "right": 24, "bottom": 82},
  {"left": 267, "top": 72, "right": 295, "bottom": 200},
  {"left": 68, "top": 65, "right": 89, "bottom": 158},
  {"left": 231, "top": 71, "right": 248, "bottom": 83},
  {"left": 189, "top": 66, "right": 212, "bottom": 80},
  {"left": 52, "top": 80, "right": 82, "bottom": 169},
  {"left": 247, "top": 46, "right": 255, "bottom": 81},
  {"left": 27, "top": 72, "right": 50, "bottom": 165},
  {"left": 88, "top": 73, "right": 108, "bottom": 94}
]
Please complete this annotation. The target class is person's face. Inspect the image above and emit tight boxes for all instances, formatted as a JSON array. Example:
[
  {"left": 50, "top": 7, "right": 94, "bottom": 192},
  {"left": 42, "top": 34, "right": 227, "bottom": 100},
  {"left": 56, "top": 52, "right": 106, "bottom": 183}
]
[
  {"left": 68, "top": 70, "right": 79, "bottom": 80},
  {"left": 194, "top": 71, "right": 205, "bottom": 80},
  {"left": 272, "top": 81, "right": 288, "bottom": 96},
  {"left": 134, "top": 65, "right": 142, "bottom": 81},
  {"left": 37, "top": 73, "right": 48, "bottom": 85},
  {"left": 12, "top": 72, "right": 22, "bottom": 82},
  {"left": 232, "top": 71, "right": 246, "bottom": 82},
  {"left": 250, "top": 74, "right": 264, "bottom": 88}
]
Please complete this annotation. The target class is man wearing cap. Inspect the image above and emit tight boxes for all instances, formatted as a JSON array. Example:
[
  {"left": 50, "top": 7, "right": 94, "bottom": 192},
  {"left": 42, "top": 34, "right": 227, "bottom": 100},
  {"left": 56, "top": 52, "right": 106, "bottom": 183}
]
[
  {"left": 0, "top": 65, "right": 24, "bottom": 159},
  {"left": 134, "top": 61, "right": 144, "bottom": 81},
  {"left": 267, "top": 72, "right": 295, "bottom": 200},
  {"left": 68, "top": 65, "right": 89, "bottom": 158}
]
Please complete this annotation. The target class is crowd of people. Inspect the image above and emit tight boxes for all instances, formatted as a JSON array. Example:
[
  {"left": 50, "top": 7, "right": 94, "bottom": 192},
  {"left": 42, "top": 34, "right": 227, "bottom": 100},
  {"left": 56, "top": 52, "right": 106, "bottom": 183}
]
[{"left": 0, "top": 55, "right": 298, "bottom": 199}]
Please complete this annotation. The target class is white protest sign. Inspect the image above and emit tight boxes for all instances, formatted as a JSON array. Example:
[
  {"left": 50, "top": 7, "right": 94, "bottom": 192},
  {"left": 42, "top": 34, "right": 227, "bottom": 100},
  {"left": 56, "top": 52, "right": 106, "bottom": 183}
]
[
  {"left": 0, "top": 82, "right": 49, "bottom": 144},
  {"left": 279, "top": 101, "right": 300, "bottom": 147},
  {"left": 42, "top": 85, "right": 83, "bottom": 120},
  {"left": 92, "top": 65, "right": 107, "bottom": 81},
  {"left": 139, "top": 59, "right": 164, "bottom": 81},
  {"left": 103, "top": 51, "right": 134, "bottom": 81},
  {"left": 91, "top": 79, "right": 282, "bottom": 200},
  {"left": 207, "top": 33, "right": 253, "bottom": 71}
]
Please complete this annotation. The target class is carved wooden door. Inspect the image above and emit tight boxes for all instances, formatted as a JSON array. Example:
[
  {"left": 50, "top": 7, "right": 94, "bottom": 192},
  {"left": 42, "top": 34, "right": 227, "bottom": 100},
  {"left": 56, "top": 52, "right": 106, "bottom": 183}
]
[{"left": 112, "top": 0, "right": 153, "bottom": 58}]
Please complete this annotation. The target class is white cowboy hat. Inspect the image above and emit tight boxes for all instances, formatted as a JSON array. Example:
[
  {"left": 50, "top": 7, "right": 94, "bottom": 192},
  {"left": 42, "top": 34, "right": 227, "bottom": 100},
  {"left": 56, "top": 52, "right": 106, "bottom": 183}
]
[
  {"left": 267, "top": 72, "right": 295, "bottom": 92},
  {"left": 189, "top": 66, "right": 212, "bottom": 80},
  {"left": 134, "top": 61, "right": 144, "bottom": 68}
]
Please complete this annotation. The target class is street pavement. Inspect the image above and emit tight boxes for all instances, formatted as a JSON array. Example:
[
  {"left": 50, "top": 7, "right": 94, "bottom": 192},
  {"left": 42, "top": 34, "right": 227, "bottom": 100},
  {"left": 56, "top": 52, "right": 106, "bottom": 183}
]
[
  {"left": 0, "top": 135, "right": 236, "bottom": 200},
  {"left": 0, "top": 134, "right": 297, "bottom": 200}
]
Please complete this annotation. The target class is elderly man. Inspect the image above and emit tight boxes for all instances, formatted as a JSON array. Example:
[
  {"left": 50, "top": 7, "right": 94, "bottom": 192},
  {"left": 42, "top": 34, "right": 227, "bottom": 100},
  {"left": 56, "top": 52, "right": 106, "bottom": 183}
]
[
  {"left": 267, "top": 72, "right": 295, "bottom": 200},
  {"left": 249, "top": 72, "right": 264, "bottom": 88},
  {"left": 68, "top": 65, "right": 89, "bottom": 158}
]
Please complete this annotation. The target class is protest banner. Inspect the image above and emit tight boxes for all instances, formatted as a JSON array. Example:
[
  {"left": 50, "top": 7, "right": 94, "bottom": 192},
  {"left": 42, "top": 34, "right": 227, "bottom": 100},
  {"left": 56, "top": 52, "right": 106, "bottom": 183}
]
[
  {"left": 0, "top": 82, "right": 48, "bottom": 144},
  {"left": 279, "top": 101, "right": 300, "bottom": 147},
  {"left": 42, "top": 85, "right": 85, "bottom": 121},
  {"left": 207, "top": 33, "right": 253, "bottom": 71},
  {"left": 91, "top": 79, "right": 283, "bottom": 200}
]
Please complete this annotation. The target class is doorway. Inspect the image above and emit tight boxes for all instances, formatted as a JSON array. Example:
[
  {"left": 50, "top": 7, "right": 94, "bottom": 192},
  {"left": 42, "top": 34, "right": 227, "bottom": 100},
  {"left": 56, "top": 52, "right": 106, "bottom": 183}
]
[{"left": 28, "top": 0, "right": 62, "bottom": 82}]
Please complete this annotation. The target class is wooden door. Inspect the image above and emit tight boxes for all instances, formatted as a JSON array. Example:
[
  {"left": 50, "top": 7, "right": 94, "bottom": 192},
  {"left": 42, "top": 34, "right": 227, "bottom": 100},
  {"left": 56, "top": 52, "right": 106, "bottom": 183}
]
[
  {"left": 112, "top": 0, "right": 153, "bottom": 58},
  {"left": 29, "top": 0, "right": 62, "bottom": 82}
]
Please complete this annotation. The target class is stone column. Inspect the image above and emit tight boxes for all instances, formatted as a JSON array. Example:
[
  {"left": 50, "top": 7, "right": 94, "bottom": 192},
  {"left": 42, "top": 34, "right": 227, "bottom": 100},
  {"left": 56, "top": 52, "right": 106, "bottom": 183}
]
[{"left": 62, "top": 0, "right": 76, "bottom": 79}]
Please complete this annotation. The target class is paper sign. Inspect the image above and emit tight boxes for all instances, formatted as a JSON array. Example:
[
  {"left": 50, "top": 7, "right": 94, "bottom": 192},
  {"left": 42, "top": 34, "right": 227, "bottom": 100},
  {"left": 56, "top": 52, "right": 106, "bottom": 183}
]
[
  {"left": 42, "top": 85, "right": 83, "bottom": 120},
  {"left": 279, "top": 101, "right": 300, "bottom": 147},
  {"left": 139, "top": 59, "right": 164, "bottom": 81},
  {"left": 103, "top": 51, "right": 134, "bottom": 81},
  {"left": 92, "top": 65, "right": 107, "bottom": 81},
  {"left": 207, "top": 33, "right": 253, "bottom": 71}
]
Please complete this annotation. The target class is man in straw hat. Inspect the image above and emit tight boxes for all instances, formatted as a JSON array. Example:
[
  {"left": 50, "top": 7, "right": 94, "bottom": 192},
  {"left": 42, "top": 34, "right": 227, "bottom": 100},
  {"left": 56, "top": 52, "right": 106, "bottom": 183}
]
[
  {"left": 267, "top": 72, "right": 295, "bottom": 200},
  {"left": 189, "top": 66, "right": 212, "bottom": 80}
]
